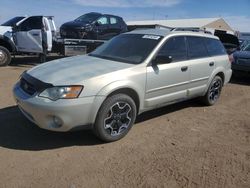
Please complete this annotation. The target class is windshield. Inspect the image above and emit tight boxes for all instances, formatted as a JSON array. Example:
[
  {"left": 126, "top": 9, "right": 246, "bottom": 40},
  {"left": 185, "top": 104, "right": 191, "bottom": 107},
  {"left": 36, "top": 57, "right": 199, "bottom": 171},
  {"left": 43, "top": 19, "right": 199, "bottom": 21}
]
[
  {"left": 89, "top": 34, "right": 163, "bottom": 64},
  {"left": 241, "top": 40, "right": 250, "bottom": 50},
  {"left": 75, "top": 13, "right": 101, "bottom": 23},
  {"left": 242, "top": 43, "right": 250, "bottom": 51},
  {"left": 1, "top": 16, "right": 25, "bottom": 26}
]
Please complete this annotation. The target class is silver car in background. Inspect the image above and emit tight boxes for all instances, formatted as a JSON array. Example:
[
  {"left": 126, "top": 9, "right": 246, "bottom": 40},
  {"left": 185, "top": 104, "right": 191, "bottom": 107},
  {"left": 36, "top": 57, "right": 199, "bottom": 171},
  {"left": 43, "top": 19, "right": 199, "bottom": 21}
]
[{"left": 13, "top": 29, "right": 232, "bottom": 142}]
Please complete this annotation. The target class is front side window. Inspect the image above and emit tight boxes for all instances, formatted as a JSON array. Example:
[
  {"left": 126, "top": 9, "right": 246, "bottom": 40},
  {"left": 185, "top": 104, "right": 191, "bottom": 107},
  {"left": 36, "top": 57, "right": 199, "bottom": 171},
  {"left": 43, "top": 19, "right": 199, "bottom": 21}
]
[
  {"left": 187, "top": 36, "right": 209, "bottom": 59},
  {"left": 157, "top": 36, "right": 187, "bottom": 62},
  {"left": 97, "top": 17, "right": 108, "bottom": 25},
  {"left": 18, "top": 16, "right": 43, "bottom": 31},
  {"left": 90, "top": 34, "right": 163, "bottom": 64},
  {"left": 205, "top": 38, "right": 226, "bottom": 56}
]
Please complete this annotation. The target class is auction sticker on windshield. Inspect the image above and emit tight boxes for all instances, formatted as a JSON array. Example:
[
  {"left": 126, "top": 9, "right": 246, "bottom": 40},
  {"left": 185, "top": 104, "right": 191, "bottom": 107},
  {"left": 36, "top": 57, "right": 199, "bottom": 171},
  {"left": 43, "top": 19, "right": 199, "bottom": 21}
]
[{"left": 142, "top": 35, "right": 161, "bottom": 40}]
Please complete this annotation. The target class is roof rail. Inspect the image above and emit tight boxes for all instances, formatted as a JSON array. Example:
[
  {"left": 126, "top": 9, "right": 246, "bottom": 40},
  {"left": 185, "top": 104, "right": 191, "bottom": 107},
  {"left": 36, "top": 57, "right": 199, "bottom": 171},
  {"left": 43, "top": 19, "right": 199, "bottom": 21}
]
[{"left": 171, "top": 28, "right": 212, "bottom": 35}]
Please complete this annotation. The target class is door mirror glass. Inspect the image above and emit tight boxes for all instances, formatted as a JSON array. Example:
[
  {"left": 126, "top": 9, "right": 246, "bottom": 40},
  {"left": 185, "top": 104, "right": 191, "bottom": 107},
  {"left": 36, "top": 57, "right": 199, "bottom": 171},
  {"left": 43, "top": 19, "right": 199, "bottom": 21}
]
[{"left": 153, "top": 55, "right": 172, "bottom": 65}]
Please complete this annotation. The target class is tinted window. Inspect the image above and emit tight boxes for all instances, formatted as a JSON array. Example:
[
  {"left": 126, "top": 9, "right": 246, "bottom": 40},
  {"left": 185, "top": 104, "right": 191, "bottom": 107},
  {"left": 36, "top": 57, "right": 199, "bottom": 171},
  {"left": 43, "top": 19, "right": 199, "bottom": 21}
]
[
  {"left": 75, "top": 13, "right": 101, "bottom": 23},
  {"left": 18, "top": 16, "right": 42, "bottom": 31},
  {"left": 1, "top": 16, "right": 25, "bottom": 26},
  {"left": 158, "top": 36, "right": 187, "bottom": 62},
  {"left": 187, "top": 36, "right": 209, "bottom": 59},
  {"left": 97, "top": 17, "right": 108, "bottom": 25},
  {"left": 243, "top": 44, "right": 250, "bottom": 51},
  {"left": 205, "top": 38, "right": 227, "bottom": 56},
  {"left": 110, "top": 17, "right": 118, "bottom": 24},
  {"left": 90, "top": 34, "right": 163, "bottom": 64}
]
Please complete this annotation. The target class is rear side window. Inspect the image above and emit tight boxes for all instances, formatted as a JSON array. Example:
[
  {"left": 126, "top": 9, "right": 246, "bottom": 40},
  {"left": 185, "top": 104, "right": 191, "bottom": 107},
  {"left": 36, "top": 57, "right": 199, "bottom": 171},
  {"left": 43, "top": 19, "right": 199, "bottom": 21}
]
[
  {"left": 110, "top": 17, "right": 118, "bottom": 24},
  {"left": 187, "top": 36, "right": 209, "bottom": 59},
  {"left": 158, "top": 36, "right": 187, "bottom": 62},
  {"left": 205, "top": 38, "right": 227, "bottom": 56}
]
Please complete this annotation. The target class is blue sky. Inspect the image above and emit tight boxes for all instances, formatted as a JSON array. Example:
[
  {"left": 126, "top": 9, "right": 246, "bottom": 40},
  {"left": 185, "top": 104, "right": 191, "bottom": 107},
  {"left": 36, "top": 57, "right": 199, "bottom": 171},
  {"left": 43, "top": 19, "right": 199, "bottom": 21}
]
[{"left": 0, "top": 0, "right": 250, "bottom": 31}]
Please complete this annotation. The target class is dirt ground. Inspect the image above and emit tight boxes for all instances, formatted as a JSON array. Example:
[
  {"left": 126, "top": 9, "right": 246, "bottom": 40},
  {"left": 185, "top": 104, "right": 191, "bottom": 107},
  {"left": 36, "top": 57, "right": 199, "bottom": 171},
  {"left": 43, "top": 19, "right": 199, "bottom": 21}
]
[{"left": 0, "top": 56, "right": 250, "bottom": 188}]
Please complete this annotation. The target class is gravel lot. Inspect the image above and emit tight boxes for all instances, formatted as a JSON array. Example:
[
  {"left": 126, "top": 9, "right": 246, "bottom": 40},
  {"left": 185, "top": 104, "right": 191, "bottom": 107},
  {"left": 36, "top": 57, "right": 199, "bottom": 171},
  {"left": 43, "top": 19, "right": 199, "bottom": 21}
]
[{"left": 0, "top": 56, "right": 250, "bottom": 188}]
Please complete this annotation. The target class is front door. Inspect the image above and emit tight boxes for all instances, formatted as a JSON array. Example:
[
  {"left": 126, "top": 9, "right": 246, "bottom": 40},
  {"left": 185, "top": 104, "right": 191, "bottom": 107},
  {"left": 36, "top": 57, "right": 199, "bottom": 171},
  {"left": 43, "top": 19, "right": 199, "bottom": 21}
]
[
  {"left": 145, "top": 36, "right": 190, "bottom": 108},
  {"left": 14, "top": 16, "right": 43, "bottom": 53}
]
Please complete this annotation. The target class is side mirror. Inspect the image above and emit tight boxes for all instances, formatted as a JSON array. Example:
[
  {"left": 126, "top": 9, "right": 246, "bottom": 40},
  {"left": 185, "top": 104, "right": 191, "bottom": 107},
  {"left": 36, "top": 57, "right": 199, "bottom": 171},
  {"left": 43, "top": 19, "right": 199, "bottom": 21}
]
[
  {"left": 153, "top": 55, "right": 172, "bottom": 65},
  {"left": 95, "top": 21, "right": 100, "bottom": 26},
  {"left": 12, "top": 24, "right": 19, "bottom": 31}
]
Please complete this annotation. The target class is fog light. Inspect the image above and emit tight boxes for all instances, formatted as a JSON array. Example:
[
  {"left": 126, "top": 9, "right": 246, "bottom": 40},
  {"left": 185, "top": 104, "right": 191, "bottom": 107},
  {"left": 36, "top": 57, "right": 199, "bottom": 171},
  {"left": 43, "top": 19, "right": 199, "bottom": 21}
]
[{"left": 53, "top": 116, "right": 63, "bottom": 128}]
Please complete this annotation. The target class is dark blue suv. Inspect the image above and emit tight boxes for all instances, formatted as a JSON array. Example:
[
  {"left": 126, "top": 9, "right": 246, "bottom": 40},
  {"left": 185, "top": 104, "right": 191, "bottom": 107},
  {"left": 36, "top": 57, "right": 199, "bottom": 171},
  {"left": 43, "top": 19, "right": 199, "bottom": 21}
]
[
  {"left": 60, "top": 12, "right": 127, "bottom": 40},
  {"left": 232, "top": 41, "right": 250, "bottom": 75}
]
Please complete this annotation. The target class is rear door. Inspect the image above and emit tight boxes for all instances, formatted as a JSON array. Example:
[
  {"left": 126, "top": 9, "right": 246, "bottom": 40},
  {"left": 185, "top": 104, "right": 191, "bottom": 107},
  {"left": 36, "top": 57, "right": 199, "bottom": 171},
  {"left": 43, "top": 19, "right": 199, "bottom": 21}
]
[
  {"left": 95, "top": 16, "right": 110, "bottom": 40},
  {"left": 186, "top": 36, "right": 215, "bottom": 96},
  {"left": 108, "top": 16, "right": 122, "bottom": 37},
  {"left": 14, "top": 16, "right": 43, "bottom": 53}
]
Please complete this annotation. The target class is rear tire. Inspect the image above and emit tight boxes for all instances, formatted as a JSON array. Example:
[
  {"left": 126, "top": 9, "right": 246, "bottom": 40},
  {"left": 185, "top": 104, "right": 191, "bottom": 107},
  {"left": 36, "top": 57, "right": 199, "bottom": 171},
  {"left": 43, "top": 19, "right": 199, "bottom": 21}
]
[
  {"left": 201, "top": 76, "right": 223, "bottom": 106},
  {"left": 93, "top": 94, "right": 137, "bottom": 142},
  {"left": 0, "top": 46, "right": 11, "bottom": 66}
]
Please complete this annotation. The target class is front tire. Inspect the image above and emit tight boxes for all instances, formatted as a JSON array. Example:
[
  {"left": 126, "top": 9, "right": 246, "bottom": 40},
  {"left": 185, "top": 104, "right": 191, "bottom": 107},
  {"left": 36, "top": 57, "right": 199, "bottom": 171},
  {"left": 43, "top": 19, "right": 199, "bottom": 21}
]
[
  {"left": 0, "top": 46, "right": 11, "bottom": 66},
  {"left": 202, "top": 76, "right": 223, "bottom": 106},
  {"left": 93, "top": 94, "right": 137, "bottom": 142}
]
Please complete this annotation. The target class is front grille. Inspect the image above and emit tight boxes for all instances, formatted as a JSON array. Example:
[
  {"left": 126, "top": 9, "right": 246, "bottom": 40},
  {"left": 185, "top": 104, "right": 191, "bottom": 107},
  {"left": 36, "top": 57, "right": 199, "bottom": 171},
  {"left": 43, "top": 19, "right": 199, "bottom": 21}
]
[{"left": 20, "top": 78, "right": 36, "bottom": 95}]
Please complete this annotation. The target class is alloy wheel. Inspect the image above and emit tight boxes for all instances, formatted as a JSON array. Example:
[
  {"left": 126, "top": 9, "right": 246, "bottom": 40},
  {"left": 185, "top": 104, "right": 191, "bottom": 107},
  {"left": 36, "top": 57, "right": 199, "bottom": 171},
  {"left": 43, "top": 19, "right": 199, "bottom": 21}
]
[
  {"left": 209, "top": 78, "right": 222, "bottom": 103},
  {"left": 104, "top": 102, "right": 132, "bottom": 137}
]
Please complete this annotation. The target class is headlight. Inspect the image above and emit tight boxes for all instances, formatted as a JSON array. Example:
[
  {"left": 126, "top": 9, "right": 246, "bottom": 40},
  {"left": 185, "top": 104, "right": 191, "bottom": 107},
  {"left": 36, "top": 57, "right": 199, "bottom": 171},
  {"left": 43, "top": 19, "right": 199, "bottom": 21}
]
[{"left": 39, "top": 86, "right": 83, "bottom": 101}]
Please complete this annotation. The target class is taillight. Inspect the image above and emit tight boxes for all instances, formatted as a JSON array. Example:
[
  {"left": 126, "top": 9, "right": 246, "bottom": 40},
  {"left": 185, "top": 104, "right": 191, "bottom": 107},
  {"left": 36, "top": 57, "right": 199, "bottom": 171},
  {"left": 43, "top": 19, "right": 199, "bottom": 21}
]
[{"left": 229, "top": 54, "right": 234, "bottom": 63}]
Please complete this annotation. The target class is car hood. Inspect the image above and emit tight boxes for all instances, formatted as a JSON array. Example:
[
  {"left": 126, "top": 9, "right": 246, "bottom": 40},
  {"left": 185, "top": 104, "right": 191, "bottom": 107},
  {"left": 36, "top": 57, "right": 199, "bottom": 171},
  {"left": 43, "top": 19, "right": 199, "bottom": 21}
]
[
  {"left": 27, "top": 55, "right": 134, "bottom": 85},
  {"left": 61, "top": 21, "right": 90, "bottom": 29},
  {"left": 0, "top": 26, "right": 12, "bottom": 35},
  {"left": 233, "top": 51, "right": 250, "bottom": 59}
]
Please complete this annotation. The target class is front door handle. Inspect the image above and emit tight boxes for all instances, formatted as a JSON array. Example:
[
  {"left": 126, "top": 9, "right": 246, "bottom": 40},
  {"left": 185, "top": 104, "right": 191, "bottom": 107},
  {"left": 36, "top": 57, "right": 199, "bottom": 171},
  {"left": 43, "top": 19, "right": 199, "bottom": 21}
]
[
  {"left": 181, "top": 66, "right": 188, "bottom": 72},
  {"left": 209, "top": 62, "right": 215, "bottom": 66}
]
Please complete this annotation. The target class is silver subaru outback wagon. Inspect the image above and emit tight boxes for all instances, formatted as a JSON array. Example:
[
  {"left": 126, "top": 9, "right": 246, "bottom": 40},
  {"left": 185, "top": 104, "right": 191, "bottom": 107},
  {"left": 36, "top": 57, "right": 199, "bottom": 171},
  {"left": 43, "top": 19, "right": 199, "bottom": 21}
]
[{"left": 13, "top": 29, "right": 232, "bottom": 142}]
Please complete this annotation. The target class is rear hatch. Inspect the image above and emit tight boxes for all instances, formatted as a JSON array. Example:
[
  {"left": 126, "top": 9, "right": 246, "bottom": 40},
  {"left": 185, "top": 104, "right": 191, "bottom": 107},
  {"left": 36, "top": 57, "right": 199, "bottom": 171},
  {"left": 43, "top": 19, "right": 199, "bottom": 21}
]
[{"left": 215, "top": 33, "right": 240, "bottom": 54}]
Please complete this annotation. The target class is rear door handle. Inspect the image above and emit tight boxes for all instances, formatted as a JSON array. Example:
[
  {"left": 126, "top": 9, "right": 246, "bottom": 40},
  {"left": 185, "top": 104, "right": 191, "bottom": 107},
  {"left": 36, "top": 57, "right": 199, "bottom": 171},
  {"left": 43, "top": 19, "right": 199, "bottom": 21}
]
[
  {"left": 209, "top": 62, "right": 215, "bottom": 66},
  {"left": 181, "top": 66, "right": 188, "bottom": 72}
]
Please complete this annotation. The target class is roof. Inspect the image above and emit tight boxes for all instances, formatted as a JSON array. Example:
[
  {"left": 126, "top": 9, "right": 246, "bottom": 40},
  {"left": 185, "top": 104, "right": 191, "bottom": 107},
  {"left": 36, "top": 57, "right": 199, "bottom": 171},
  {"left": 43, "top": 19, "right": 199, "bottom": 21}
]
[
  {"left": 128, "top": 28, "right": 171, "bottom": 36},
  {"left": 126, "top": 28, "right": 218, "bottom": 39},
  {"left": 127, "top": 18, "right": 222, "bottom": 28}
]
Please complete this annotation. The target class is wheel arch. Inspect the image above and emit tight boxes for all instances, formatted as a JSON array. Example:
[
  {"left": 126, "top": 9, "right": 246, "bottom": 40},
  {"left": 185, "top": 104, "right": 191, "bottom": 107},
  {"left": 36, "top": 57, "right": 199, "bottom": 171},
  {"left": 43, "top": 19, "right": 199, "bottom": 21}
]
[
  {"left": 106, "top": 88, "right": 140, "bottom": 114},
  {"left": 216, "top": 72, "right": 225, "bottom": 85},
  {"left": 0, "top": 35, "right": 16, "bottom": 52},
  {"left": 97, "top": 81, "right": 143, "bottom": 114}
]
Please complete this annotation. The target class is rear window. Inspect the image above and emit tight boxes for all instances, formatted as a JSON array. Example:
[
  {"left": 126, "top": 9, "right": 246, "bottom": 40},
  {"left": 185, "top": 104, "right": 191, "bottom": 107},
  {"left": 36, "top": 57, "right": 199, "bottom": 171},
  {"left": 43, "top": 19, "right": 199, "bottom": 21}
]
[
  {"left": 205, "top": 38, "right": 227, "bottom": 56},
  {"left": 110, "top": 17, "right": 118, "bottom": 24},
  {"left": 187, "top": 36, "right": 209, "bottom": 59}
]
